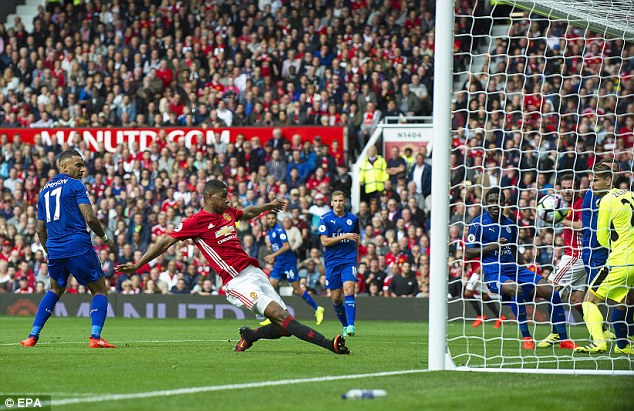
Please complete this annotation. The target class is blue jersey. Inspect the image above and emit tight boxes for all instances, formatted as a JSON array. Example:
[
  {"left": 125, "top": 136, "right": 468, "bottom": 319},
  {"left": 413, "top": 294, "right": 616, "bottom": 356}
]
[
  {"left": 37, "top": 174, "right": 93, "bottom": 259},
  {"left": 466, "top": 213, "right": 518, "bottom": 277},
  {"left": 581, "top": 190, "right": 609, "bottom": 268},
  {"left": 266, "top": 223, "right": 296, "bottom": 268},
  {"left": 318, "top": 210, "right": 359, "bottom": 268}
]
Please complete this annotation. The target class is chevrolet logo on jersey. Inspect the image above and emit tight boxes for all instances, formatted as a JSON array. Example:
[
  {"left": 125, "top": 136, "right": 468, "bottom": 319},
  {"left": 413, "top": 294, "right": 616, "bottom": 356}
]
[{"left": 215, "top": 225, "right": 235, "bottom": 238}]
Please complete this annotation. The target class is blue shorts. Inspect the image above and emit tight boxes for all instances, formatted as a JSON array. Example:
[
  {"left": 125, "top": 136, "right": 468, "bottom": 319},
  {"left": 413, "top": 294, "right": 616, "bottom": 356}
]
[
  {"left": 325, "top": 264, "right": 357, "bottom": 290},
  {"left": 484, "top": 267, "right": 541, "bottom": 297},
  {"left": 48, "top": 248, "right": 104, "bottom": 287},
  {"left": 270, "top": 264, "right": 299, "bottom": 283}
]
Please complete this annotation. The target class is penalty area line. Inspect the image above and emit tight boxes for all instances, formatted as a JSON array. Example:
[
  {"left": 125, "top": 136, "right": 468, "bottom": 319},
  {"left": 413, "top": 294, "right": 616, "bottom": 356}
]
[{"left": 46, "top": 369, "right": 428, "bottom": 407}]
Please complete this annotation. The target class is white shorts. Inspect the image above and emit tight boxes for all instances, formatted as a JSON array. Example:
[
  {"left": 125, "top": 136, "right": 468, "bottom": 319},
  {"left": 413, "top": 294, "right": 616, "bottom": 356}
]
[
  {"left": 549, "top": 255, "right": 587, "bottom": 292},
  {"left": 465, "top": 273, "right": 488, "bottom": 295},
  {"left": 223, "top": 265, "right": 287, "bottom": 316}
]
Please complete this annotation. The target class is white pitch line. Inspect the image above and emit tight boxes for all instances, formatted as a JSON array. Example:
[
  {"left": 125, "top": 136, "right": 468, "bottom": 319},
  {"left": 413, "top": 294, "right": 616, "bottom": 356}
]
[
  {"left": 0, "top": 339, "right": 227, "bottom": 346},
  {"left": 46, "top": 369, "right": 428, "bottom": 407},
  {"left": 0, "top": 339, "right": 427, "bottom": 347},
  {"left": 470, "top": 356, "right": 634, "bottom": 367}
]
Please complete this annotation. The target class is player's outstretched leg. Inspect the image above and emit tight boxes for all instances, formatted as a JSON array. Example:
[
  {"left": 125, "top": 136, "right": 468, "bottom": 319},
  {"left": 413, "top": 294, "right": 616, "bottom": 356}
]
[
  {"left": 264, "top": 302, "right": 350, "bottom": 354},
  {"left": 21, "top": 290, "right": 62, "bottom": 347},
  {"left": 235, "top": 323, "right": 291, "bottom": 352}
]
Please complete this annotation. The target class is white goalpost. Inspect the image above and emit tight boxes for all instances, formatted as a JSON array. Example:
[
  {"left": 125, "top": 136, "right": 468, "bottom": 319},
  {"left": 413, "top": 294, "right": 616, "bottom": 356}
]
[{"left": 428, "top": 0, "right": 634, "bottom": 374}]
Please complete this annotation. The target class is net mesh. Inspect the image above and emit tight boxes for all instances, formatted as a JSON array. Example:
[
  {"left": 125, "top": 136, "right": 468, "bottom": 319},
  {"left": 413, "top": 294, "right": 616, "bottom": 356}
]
[{"left": 448, "top": 0, "right": 634, "bottom": 371}]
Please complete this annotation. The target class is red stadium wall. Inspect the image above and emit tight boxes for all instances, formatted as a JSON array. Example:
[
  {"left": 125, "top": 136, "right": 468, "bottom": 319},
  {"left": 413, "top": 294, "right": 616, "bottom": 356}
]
[{"left": 1, "top": 127, "right": 344, "bottom": 153}]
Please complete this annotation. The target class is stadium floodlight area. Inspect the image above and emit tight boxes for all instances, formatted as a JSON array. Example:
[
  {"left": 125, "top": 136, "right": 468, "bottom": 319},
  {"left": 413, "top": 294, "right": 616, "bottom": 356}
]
[{"left": 427, "top": 0, "right": 634, "bottom": 375}]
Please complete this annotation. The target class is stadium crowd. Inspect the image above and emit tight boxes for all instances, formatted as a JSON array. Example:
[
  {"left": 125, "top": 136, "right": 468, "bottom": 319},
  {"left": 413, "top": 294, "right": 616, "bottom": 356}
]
[
  {"left": 0, "top": 0, "right": 445, "bottom": 299},
  {"left": 0, "top": 0, "right": 632, "bottom": 303}
]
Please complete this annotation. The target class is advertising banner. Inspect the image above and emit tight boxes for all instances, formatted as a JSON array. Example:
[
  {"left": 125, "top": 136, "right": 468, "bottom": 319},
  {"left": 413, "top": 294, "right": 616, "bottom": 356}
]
[
  {"left": 1, "top": 126, "right": 344, "bottom": 153},
  {"left": 0, "top": 294, "right": 481, "bottom": 321}
]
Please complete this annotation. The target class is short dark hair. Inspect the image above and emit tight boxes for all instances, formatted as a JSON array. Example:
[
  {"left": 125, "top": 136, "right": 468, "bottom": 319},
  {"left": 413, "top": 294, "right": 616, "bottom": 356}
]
[
  {"left": 595, "top": 157, "right": 619, "bottom": 172},
  {"left": 559, "top": 173, "right": 579, "bottom": 189},
  {"left": 203, "top": 179, "right": 227, "bottom": 196},
  {"left": 57, "top": 149, "right": 82, "bottom": 165},
  {"left": 592, "top": 162, "right": 614, "bottom": 180},
  {"left": 485, "top": 187, "right": 504, "bottom": 203}
]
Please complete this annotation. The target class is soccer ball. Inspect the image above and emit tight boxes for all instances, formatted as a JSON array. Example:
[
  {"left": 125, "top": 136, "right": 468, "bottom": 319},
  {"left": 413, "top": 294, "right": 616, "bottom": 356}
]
[{"left": 536, "top": 194, "right": 569, "bottom": 224}]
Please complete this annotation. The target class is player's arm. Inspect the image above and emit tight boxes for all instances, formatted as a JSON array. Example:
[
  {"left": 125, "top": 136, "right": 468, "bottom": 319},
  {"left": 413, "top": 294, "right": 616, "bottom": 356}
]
[
  {"left": 116, "top": 234, "right": 179, "bottom": 273},
  {"left": 513, "top": 245, "right": 526, "bottom": 265},
  {"left": 320, "top": 233, "right": 359, "bottom": 247},
  {"left": 241, "top": 199, "right": 286, "bottom": 220},
  {"left": 560, "top": 209, "right": 583, "bottom": 230},
  {"left": 78, "top": 203, "right": 115, "bottom": 252},
  {"left": 35, "top": 219, "right": 48, "bottom": 254},
  {"left": 464, "top": 241, "right": 503, "bottom": 259},
  {"left": 268, "top": 241, "right": 290, "bottom": 259}
]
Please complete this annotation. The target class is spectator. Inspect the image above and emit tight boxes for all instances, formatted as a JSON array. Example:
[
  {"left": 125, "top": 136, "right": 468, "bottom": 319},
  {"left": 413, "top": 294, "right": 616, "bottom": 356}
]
[
  {"left": 359, "top": 145, "right": 388, "bottom": 203},
  {"left": 388, "top": 262, "right": 418, "bottom": 298},
  {"left": 171, "top": 278, "right": 190, "bottom": 295}
]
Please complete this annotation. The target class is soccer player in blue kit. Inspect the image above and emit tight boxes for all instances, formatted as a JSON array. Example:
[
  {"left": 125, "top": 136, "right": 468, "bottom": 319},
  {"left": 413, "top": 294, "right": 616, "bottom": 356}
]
[
  {"left": 319, "top": 191, "right": 360, "bottom": 337},
  {"left": 264, "top": 212, "right": 325, "bottom": 325},
  {"left": 21, "top": 150, "right": 116, "bottom": 348},
  {"left": 580, "top": 160, "right": 618, "bottom": 345},
  {"left": 465, "top": 188, "right": 575, "bottom": 349}
]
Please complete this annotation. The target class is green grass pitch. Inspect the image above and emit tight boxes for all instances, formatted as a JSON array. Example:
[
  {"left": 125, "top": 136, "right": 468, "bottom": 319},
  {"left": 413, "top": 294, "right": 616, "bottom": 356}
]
[{"left": 0, "top": 317, "right": 632, "bottom": 411}]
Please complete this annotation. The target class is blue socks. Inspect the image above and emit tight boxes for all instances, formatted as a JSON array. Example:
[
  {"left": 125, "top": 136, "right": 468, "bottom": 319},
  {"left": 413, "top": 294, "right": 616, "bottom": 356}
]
[
  {"left": 344, "top": 295, "right": 356, "bottom": 327},
  {"left": 29, "top": 291, "right": 109, "bottom": 340},
  {"left": 90, "top": 295, "right": 109, "bottom": 339},
  {"left": 549, "top": 291, "right": 568, "bottom": 340},
  {"left": 626, "top": 307, "right": 633, "bottom": 339},
  {"left": 510, "top": 293, "right": 531, "bottom": 338},
  {"left": 29, "top": 291, "right": 59, "bottom": 339},
  {"left": 612, "top": 308, "right": 627, "bottom": 349},
  {"left": 301, "top": 290, "right": 319, "bottom": 311},
  {"left": 333, "top": 302, "right": 347, "bottom": 327}
]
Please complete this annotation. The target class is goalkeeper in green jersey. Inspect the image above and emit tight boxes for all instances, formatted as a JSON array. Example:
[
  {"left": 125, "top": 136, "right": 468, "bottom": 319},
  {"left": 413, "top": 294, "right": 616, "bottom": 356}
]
[{"left": 575, "top": 177, "right": 634, "bottom": 354}]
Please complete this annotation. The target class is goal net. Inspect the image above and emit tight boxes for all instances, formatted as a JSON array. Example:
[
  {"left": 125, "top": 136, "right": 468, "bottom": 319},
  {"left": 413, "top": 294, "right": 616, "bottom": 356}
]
[{"left": 446, "top": 0, "right": 634, "bottom": 374}]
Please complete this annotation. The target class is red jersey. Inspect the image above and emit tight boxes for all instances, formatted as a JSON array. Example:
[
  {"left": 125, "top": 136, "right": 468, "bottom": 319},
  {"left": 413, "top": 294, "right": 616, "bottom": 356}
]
[
  {"left": 168, "top": 207, "right": 259, "bottom": 285},
  {"left": 563, "top": 197, "right": 583, "bottom": 257}
]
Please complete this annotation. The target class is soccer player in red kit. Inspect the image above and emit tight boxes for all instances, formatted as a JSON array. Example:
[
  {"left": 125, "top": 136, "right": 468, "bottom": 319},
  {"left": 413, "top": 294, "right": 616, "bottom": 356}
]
[
  {"left": 116, "top": 179, "right": 349, "bottom": 355},
  {"left": 539, "top": 173, "right": 585, "bottom": 349}
]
